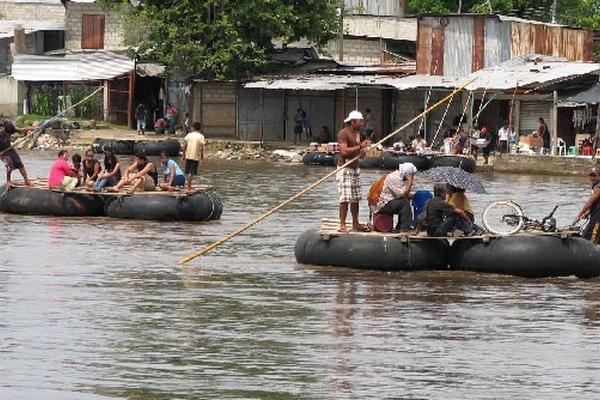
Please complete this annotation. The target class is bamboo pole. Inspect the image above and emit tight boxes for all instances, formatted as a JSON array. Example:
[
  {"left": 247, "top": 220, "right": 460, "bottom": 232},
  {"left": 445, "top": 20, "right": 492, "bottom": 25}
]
[
  {"left": 11, "top": 86, "right": 105, "bottom": 150},
  {"left": 179, "top": 76, "right": 478, "bottom": 265}
]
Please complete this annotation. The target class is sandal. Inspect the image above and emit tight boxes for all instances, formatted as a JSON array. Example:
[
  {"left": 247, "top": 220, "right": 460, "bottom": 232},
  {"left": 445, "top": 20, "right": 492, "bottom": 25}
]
[{"left": 352, "top": 224, "right": 371, "bottom": 232}]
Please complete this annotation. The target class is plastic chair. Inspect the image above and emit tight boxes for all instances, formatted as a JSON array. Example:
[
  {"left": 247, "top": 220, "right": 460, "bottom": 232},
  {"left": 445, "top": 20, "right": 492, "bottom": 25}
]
[
  {"left": 568, "top": 146, "right": 579, "bottom": 156},
  {"left": 583, "top": 146, "right": 593, "bottom": 156},
  {"left": 556, "top": 138, "right": 566, "bottom": 156}
]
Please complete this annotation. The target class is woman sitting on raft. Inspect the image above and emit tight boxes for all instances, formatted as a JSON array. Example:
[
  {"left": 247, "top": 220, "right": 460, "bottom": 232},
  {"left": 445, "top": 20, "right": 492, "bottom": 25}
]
[
  {"left": 49, "top": 150, "right": 79, "bottom": 190},
  {"left": 82, "top": 149, "right": 102, "bottom": 189},
  {"left": 158, "top": 151, "right": 186, "bottom": 191},
  {"left": 425, "top": 184, "right": 474, "bottom": 237},
  {"left": 374, "top": 162, "right": 417, "bottom": 233},
  {"left": 111, "top": 154, "right": 158, "bottom": 194},
  {"left": 93, "top": 153, "right": 121, "bottom": 192}
]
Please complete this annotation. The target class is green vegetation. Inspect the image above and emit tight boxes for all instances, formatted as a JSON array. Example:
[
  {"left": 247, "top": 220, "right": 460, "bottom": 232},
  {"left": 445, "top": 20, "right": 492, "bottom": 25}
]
[
  {"left": 97, "top": 0, "right": 339, "bottom": 80},
  {"left": 15, "top": 114, "right": 50, "bottom": 128}
]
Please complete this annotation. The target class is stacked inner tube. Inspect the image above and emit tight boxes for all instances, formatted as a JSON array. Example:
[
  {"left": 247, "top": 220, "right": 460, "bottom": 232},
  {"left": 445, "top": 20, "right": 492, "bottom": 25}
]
[
  {"left": 448, "top": 235, "right": 600, "bottom": 278},
  {"left": 105, "top": 191, "right": 223, "bottom": 221},
  {"left": 303, "top": 152, "right": 338, "bottom": 167},
  {"left": 0, "top": 185, "right": 105, "bottom": 217},
  {"left": 382, "top": 152, "right": 431, "bottom": 171},
  {"left": 133, "top": 139, "right": 181, "bottom": 157},
  {"left": 0, "top": 185, "right": 223, "bottom": 222},
  {"left": 295, "top": 229, "right": 449, "bottom": 271},
  {"left": 91, "top": 139, "right": 135, "bottom": 155},
  {"left": 430, "top": 155, "right": 476, "bottom": 173}
]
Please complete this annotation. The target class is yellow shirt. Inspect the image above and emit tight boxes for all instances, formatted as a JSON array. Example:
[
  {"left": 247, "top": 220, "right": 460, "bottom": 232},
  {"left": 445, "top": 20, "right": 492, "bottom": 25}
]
[
  {"left": 184, "top": 131, "right": 206, "bottom": 161},
  {"left": 448, "top": 192, "right": 473, "bottom": 215}
]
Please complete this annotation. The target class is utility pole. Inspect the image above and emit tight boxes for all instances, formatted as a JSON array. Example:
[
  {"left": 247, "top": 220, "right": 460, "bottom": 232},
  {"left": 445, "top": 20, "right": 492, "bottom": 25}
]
[
  {"left": 551, "top": 0, "right": 557, "bottom": 23},
  {"left": 458, "top": 0, "right": 463, "bottom": 13},
  {"left": 339, "top": 0, "right": 344, "bottom": 62}
]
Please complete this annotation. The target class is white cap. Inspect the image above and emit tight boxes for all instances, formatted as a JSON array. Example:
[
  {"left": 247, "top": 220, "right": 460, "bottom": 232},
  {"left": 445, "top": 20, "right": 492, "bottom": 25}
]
[{"left": 344, "top": 110, "right": 364, "bottom": 123}]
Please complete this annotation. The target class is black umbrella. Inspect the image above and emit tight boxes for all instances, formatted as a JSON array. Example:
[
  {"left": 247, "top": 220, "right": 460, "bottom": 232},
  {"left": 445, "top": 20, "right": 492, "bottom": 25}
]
[{"left": 423, "top": 166, "right": 487, "bottom": 194}]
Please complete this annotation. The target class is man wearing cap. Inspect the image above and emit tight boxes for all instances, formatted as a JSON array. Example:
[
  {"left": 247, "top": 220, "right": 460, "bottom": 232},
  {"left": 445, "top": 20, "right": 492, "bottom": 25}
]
[
  {"left": 336, "top": 110, "right": 371, "bottom": 232},
  {"left": 573, "top": 167, "right": 600, "bottom": 246}
]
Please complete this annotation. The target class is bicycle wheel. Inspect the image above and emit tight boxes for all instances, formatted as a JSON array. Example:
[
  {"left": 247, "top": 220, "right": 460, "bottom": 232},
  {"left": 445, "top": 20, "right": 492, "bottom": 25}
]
[{"left": 482, "top": 200, "right": 525, "bottom": 236}]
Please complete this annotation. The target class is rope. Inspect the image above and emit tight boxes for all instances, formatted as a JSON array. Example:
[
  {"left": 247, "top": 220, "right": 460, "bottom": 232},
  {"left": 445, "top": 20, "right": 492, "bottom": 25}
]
[
  {"left": 11, "top": 86, "right": 104, "bottom": 151},
  {"left": 178, "top": 76, "right": 478, "bottom": 265},
  {"left": 416, "top": 55, "right": 441, "bottom": 140},
  {"left": 431, "top": 89, "right": 456, "bottom": 149}
]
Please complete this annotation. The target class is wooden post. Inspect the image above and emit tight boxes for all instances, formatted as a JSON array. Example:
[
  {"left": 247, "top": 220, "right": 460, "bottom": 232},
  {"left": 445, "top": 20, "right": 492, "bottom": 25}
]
[
  {"left": 103, "top": 80, "right": 109, "bottom": 122},
  {"left": 127, "top": 71, "right": 135, "bottom": 129},
  {"left": 552, "top": 90, "right": 558, "bottom": 156}
]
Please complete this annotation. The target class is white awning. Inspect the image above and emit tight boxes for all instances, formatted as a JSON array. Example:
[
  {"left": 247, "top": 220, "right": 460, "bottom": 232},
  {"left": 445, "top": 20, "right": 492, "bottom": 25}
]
[{"left": 12, "top": 52, "right": 135, "bottom": 81}]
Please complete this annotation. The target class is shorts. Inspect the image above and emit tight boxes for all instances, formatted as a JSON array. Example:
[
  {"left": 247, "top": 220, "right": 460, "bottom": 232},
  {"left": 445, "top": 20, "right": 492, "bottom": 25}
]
[
  {"left": 583, "top": 221, "right": 600, "bottom": 245},
  {"left": 185, "top": 159, "right": 199, "bottom": 175},
  {"left": 336, "top": 167, "right": 361, "bottom": 203},
  {"left": 142, "top": 174, "right": 155, "bottom": 191},
  {"left": 172, "top": 174, "right": 185, "bottom": 186},
  {"left": 0, "top": 149, "right": 24, "bottom": 171}
]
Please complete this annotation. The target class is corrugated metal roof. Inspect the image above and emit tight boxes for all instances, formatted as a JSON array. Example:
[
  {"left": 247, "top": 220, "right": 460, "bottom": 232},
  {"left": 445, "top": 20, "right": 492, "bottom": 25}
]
[
  {"left": 245, "top": 56, "right": 600, "bottom": 93},
  {"left": 0, "top": 20, "right": 65, "bottom": 39},
  {"left": 11, "top": 51, "right": 135, "bottom": 81},
  {"left": 558, "top": 82, "right": 600, "bottom": 106},
  {"left": 136, "top": 62, "right": 165, "bottom": 77}
]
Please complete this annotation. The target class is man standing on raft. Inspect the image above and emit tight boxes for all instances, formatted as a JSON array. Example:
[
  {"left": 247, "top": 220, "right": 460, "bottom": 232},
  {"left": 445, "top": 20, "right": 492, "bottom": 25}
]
[
  {"left": 336, "top": 110, "right": 371, "bottom": 232},
  {"left": 0, "top": 119, "right": 31, "bottom": 187},
  {"left": 573, "top": 167, "right": 600, "bottom": 246}
]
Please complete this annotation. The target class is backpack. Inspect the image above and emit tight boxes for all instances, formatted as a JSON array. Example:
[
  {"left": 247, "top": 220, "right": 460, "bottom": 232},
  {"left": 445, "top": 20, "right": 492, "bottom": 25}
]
[{"left": 367, "top": 173, "right": 389, "bottom": 208}]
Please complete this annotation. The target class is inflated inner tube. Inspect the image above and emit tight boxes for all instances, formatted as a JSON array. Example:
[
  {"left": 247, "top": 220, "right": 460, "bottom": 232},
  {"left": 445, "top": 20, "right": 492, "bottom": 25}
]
[
  {"left": 133, "top": 139, "right": 181, "bottom": 157},
  {"left": 105, "top": 191, "right": 222, "bottom": 221},
  {"left": 359, "top": 156, "right": 384, "bottom": 169},
  {"left": 303, "top": 152, "right": 337, "bottom": 166},
  {"left": 295, "top": 229, "right": 449, "bottom": 271},
  {"left": 449, "top": 235, "right": 600, "bottom": 278},
  {"left": 91, "top": 139, "right": 134, "bottom": 155},
  {"left": 382, "top": 152, "right": 431, "bottom": 171},
  {"left": 430, "top": 156, "right": 476, "bottom": 173},
  {"left": 0, "top": 185, "right": 105, "bottom": 217}
]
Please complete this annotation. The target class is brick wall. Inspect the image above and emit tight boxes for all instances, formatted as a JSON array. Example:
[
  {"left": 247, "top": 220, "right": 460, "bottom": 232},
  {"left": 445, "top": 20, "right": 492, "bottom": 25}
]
[
  {"left": 0, "top": 2, "right": 65, "bottom": 23},
  {"left": 65, "top": 2, "right": 125, "bottom": 51}
]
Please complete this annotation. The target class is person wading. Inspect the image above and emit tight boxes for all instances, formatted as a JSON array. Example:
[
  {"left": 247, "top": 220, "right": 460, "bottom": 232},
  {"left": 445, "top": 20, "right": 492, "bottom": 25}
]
[
  {"left": 336, "top": 110, "right": 371, "bottom": 232},
  {"left": 0, "top": 119, "right": 31, "bottom": 186}
]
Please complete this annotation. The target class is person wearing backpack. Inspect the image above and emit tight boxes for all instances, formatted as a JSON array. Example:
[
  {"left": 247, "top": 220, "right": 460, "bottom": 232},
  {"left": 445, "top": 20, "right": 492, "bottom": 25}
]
[{"left": 371, "top": 163, "right": 417, "bottom": 233}]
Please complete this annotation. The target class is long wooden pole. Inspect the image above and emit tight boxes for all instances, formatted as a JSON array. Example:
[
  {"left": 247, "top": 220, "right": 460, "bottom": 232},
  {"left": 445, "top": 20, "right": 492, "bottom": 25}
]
[{"left": 179, "top": 76, "right": 477, "bottom": 265}]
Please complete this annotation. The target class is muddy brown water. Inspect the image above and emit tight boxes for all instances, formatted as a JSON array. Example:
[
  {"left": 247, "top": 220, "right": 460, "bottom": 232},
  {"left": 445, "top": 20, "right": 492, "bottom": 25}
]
[{"left": 1, "top": 152, "right": 600, "bottom": 399}]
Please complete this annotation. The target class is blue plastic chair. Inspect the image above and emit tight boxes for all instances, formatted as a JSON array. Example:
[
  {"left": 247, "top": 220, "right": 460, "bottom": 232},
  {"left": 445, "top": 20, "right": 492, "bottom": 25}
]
[{"left": 412, "top": 190, "right": 433, "bottom": 225}]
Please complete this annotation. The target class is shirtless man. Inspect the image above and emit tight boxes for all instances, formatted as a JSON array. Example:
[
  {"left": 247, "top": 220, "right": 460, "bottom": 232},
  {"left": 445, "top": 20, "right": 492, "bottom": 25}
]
[
  {"left": 573, "top": 167, "right": 600, "bottom": 247},
  {"left": 0, "top": 119, "right": 31, "bottom": 186},
  {"left": 336, "top": 110, "right": 371, "bottom": 232}
]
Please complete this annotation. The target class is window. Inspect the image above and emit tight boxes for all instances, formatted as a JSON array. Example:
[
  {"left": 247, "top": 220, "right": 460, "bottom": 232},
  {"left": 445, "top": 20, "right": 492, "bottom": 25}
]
[
  {"left": 44, "top": 31, "right": 64, "bottom": 52},
  {"left": 81, "top": 14, "right": 105, "bottom": 49}
]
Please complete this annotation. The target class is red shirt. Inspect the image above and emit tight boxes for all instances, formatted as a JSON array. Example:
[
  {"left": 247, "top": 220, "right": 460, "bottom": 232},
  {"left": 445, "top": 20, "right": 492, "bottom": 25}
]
[{"left": 48, "top": 158, "right": 72, "bottom": 188}]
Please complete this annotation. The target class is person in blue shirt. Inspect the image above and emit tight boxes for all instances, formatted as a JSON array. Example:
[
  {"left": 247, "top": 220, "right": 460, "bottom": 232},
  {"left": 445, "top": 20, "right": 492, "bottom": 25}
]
[{"left": 158, "top": 151, "right": 186, "bottom": 191}]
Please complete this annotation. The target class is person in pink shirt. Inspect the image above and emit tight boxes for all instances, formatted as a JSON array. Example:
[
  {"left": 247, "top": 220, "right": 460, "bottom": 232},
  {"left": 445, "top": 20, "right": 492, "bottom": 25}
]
[{"left": 48, "top": 150, "right": 78, "bottom": 190}]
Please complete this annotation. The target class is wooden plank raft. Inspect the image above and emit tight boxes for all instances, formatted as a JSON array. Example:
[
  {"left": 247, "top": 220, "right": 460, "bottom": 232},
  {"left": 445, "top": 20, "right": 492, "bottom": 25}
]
[
  {"left": 6, "top": 178, "right": 212, "bottom": 198},
  {"left": 318, "top": 218, "right": 578, "bottom": 241}
]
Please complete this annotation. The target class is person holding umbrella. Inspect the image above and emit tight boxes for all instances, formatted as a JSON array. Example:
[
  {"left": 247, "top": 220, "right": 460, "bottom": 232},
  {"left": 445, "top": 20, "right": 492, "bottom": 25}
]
[{"left": 424, "top": 166, "right": 486, "bottom": 236}]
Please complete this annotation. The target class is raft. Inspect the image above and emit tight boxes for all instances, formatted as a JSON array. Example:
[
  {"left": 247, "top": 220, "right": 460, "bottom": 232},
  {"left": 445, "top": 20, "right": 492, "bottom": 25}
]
[
  {"left": 0, "top": 184, "right": 105, "bottom": 217},
  {"left": 449, "top": 234, "right": 600, "bottom": 278},
  {"left": 429, "top": 155, "right": 476, "bottom": 173},
  {"left": 0, "top": 180, "right": 222, "bottom": 222},
  {"left": 133, "top": 139, "right": 181, "bottom": 157},
  {"left": 382, "top": 152, "right": 431, "bottom": 171},
  {"left": 302, "top": 152, "right": 338, "bottom": 166},
  {"left": 295, "top": 228, "right": 449, "bottom": 271}
]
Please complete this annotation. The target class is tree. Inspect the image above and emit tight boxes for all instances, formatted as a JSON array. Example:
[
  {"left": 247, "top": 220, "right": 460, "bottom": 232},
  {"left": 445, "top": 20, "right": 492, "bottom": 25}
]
[{"left": 99, "top": 0, "right": 340, "bottom": 80}]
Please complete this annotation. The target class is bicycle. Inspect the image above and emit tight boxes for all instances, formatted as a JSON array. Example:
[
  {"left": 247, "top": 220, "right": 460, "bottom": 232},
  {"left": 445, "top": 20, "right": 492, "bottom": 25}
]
[{"left": 482, "top": 201, "right": 562, "bottom": 236}]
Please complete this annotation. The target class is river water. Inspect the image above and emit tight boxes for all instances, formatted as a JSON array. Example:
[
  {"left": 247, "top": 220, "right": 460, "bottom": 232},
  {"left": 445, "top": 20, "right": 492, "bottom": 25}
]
[{"left": 1, "top": 152, "right": 600, "bottom": 399}]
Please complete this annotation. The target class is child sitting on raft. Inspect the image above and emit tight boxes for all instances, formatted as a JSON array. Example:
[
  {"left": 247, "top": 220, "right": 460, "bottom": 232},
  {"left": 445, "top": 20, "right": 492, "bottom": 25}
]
[{"left": 158, "top": 151, "right": 186, "bottom": 191}]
